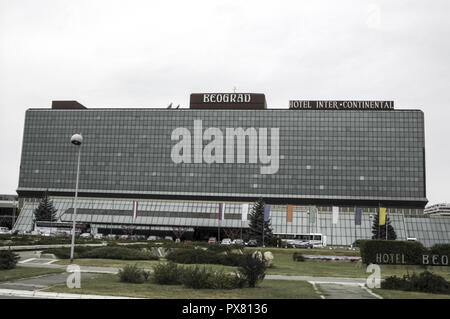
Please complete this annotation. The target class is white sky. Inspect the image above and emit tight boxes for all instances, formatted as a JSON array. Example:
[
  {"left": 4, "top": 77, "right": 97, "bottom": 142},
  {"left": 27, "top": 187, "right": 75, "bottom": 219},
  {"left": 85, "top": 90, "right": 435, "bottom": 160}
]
[{"left": 0, "top": 0, "right": 449, "bottom": 205}]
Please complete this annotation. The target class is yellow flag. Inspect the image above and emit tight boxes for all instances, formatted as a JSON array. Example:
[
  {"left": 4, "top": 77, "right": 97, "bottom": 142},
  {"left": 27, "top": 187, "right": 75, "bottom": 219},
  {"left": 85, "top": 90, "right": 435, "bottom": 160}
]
[{"left": 379, "top": 207, "right": 386, "bottom": 226}]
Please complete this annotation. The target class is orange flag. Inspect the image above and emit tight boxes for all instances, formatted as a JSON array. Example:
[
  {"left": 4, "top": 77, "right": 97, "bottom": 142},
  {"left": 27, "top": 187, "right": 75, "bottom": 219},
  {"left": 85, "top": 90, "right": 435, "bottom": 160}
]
[{"left": 286, "top": 205, "right": 293, "bottom": 222}]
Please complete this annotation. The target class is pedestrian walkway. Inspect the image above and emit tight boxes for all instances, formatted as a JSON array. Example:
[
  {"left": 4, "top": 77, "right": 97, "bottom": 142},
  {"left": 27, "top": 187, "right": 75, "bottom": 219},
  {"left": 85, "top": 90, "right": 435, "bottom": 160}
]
[
  {"left": 315, "top": 283, "right": 382, "bottom": 299},
  {"left": 0, "top": 272, "right": 98, "bottom": 291}
]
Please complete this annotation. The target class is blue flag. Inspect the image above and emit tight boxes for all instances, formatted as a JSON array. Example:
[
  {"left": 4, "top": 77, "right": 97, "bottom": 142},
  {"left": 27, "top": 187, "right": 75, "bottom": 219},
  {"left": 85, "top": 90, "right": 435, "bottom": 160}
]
[
  {"left": 355, "top": 207, "right": 362, "bottom": 225},
  {"left": 264, "top": 204, "right": 271, "bottom": 222}
]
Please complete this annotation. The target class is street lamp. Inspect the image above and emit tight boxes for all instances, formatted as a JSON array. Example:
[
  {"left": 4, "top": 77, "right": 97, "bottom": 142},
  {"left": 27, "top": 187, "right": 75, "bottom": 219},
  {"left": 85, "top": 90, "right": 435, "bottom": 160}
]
[{"left": 70, "top": 133, "right": 83, "bottom": 263}]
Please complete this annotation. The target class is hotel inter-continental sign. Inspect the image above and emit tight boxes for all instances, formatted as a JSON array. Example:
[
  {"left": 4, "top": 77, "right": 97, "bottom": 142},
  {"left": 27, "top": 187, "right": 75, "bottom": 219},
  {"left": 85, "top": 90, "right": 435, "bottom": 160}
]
[{"left": 289, "top": 100, "right": 394, "bottom": 110}]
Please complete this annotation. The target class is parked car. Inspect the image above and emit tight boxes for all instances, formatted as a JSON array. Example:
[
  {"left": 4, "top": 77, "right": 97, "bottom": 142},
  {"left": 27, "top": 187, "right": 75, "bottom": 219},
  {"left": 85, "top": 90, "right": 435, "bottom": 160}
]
[
  {"left": 119, "top": 235, "right": 129, "bottom": 240},
  {"left": 221, "top": 238, "right": 232, "bottom": 245},
  {"left": 105, "top": 234, "right": 115, "bottom": 240},
  {"left": 0, "top": 227, "right": 10, "bottom": 234},
  {"left": 232, "top": 239, "right": 244, "bottom": 245},
  {"left": 147, "top": 235, "right": 158, "bottom": 241},
  {"left": 247, "top": 239, "right": 258, "bottom": 247},
  {"left": 164, "top": 236, "right": 173, "bottom": 241},
  {"left": 208, "top": 237, "right": 217, "bottom": 244},
  {"left": 80, "top": 233, "right": 92, "bottom": 238}
]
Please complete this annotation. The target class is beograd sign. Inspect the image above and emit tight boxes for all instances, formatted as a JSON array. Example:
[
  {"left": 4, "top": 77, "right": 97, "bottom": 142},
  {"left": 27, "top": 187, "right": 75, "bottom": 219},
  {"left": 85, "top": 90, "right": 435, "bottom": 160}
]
[
  {"left": 289, "top": 100, "right": 394, "bottom": 110},
  {"left": 190, "top": 93, "right": 267, "bottom": 109}
]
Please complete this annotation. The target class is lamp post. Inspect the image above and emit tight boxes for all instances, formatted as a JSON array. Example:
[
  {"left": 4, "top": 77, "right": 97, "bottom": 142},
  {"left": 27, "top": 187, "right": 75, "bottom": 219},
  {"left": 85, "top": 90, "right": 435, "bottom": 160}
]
[{"left": 70, "top": 133, "right": 83, "bottom": 263}]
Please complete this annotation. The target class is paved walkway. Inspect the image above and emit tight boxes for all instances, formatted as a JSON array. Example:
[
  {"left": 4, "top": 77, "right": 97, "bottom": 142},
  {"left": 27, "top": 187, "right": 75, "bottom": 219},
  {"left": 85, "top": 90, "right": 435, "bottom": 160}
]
[
  {"left": 315, "top": 283, "right": 381, "bottom": 299},
  {"left": 0, "top": 272, "right": 98, "bottom": 291}
]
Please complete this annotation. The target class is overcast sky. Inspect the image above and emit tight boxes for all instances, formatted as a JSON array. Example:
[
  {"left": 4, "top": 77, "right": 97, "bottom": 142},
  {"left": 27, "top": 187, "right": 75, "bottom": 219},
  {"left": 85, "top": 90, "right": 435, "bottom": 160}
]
[{"left": 0, "top": 0, "right": 449, "bottom": 205}]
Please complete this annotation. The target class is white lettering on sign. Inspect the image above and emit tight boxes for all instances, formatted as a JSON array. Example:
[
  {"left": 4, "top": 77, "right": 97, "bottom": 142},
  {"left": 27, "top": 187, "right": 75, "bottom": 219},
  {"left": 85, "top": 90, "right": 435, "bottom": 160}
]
[
  {"left": 289, "top": 100, "right": 394, "bottom": 110},
  {"left": 203, "top": 94, "right": 251, "bottom": 103}
]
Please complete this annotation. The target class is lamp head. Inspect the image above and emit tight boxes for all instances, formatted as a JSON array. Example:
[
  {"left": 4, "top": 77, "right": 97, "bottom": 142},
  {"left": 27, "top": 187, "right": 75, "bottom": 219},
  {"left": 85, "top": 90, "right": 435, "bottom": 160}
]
[{"left": 71, "top": 133, "right": 83, "bottom": 146}]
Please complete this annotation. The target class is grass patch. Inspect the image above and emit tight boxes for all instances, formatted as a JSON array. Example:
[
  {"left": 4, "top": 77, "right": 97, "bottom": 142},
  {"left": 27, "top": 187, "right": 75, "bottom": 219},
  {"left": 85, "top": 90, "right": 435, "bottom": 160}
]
[
  {"left": 374, "top": 288, "right": 450, "bottom": 299},
  {"left": 0, "top": 267, "right": 65, "bottom": 282},
  {"left": 54, "top": 259, "right": 162, "bottom": 269},
  {"left": 44, "top": 274, "right": 320, "bottom": 299},
  {"left": 54, "top": 253, "right": 450, "bottom": 281},
  {"left": 54, "top": 258, "right": 238, "bottom": 273},
  {"left": 267, "top": 257, "right": 450, "bottom": 280}
]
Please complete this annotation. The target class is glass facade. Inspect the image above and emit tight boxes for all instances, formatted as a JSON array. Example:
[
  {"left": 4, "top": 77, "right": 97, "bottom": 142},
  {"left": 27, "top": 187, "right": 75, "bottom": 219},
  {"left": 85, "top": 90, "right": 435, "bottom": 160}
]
[
  {"left": 13, "top": 197, "right": 449, "bottom": 247},
  {"left": 18, "top": 108, "right": 426, "bottom": 205}
]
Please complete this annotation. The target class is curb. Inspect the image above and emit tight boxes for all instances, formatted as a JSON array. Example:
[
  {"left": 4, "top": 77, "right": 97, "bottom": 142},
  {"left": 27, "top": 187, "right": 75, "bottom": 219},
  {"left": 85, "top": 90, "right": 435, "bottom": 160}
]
[{"left": 0, "top": 288, "right": 139, "bottom": 299}]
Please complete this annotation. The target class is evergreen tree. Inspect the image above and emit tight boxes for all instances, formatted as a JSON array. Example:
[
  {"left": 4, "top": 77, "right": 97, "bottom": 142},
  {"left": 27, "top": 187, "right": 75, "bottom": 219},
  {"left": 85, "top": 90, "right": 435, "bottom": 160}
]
[
  {"left": 33, "top": 193, "right": 58, "bottom": 222},
  {"left": 248, "top": 198, "right": 274, "bottom": 245},
  {"left": 371, "top": 213, "right": 397, "bottom": 240}
]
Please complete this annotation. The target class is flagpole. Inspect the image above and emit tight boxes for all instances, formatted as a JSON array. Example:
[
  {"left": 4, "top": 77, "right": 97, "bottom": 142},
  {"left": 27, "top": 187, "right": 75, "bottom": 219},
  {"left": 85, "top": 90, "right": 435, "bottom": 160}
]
[
  {"left": 354, "top": 206, "right": 357, "bottom": 244},
  {"left": 386, "top": 208, "right": 388, "bottom": 240}
]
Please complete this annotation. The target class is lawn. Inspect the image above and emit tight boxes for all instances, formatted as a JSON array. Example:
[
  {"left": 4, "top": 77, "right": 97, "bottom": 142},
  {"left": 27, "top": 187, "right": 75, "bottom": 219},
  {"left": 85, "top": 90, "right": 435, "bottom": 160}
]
[
  {"left": 375, "top": 288, "right": 450, "bottom": 299},
  {"left": 44, "top": 274, "right": 320, "bottom": 299},
  {"left": 53, "top": 250, "right": 450, "bottom": 281},
  {"left": 0, "top": 267, "right": 65, "bottom": 282},
  {"left": 265, "top": 253, "right": 450, "bottom": 280},
  {"left": 54, "top": 258, "right": 162, "bottom": 270}
]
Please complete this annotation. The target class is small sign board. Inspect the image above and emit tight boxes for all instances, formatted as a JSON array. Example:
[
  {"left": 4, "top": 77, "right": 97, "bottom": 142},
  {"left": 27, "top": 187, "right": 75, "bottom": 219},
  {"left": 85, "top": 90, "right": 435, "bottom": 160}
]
[{"left": 289, "top": 100, "right": 394, "bottom": 110}]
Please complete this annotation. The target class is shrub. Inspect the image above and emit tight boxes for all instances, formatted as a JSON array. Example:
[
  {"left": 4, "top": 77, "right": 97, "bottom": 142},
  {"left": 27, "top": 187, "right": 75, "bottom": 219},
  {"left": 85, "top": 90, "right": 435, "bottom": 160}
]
[
  {"left": 83, "top": 247, "right": 159, "bottom": 260},
  {"left": 166, "top": 249, "right": 214, "bottom": 264},
  {"left": 152, "top": 262, "right": 183, "bottom": 285},
  {"left": 359, "top": 240, "right": 426, "bottom": 265},
  {"left": 237, "top": 252, "right": 267, "bottom": 288},
  {"left": 166, "top": 248, "right": 243, "bottom": 266},
  {"left": 0, "top": 251, "right": 20, "bottom": 269},
  {"left": 207, "top": 244, "right": 231, "bottom": 253},
  {"left": 180, "top": 266, "right": 244, "bottom": 290},
  {"left": 44, "top": 246, "right": 159, "bottom": 260},
  {"left": 208, "top": 270, "right": 246, "bottom": 289},
  {"left": 43, "top": 246, "right": 92, "bottom": 259},
  {"left": 181, "top": 266, "right": 213, "bottom": 289},
  {"left": 216, "top": 253, "right": 244, "bottom": 267},
  {"left": 292, "top": 252, "right": 305, "bottom": 262},
  {"left": 118, "top": 264, "right": 145, "bottom": 284},
  {"left": 382, "top": 271, "right": 450, "bottom": 294}
]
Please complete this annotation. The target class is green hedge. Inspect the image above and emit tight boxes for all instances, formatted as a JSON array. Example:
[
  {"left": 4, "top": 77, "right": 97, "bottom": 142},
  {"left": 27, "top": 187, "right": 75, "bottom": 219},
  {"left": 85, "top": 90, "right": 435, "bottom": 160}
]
[
  {"left": 429, "top": 243, "right": 450, "bottom": 256},
  {"left": 44, "top": 246, "right": 159, "bottom": 260},
  {"left": 382, "top": 271, "right": 450, "bottom": 294},
  {"left": 292, "top": 252, "right": 305, "bottom": 262},
  {"left": 151, "top": 263, "right": 246, "bottom": 289},
  {"left": 359, "top": 240, "right": 427, "bottom": 265},
  {"left": 0, "top": 235, "right": 104, "bottom": 247},
  {"left": 359, "top": 240, "right": 450, "bottom": 266},
  {"left": 166, "top": 248, "right": 244, "bottom": 266}
]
